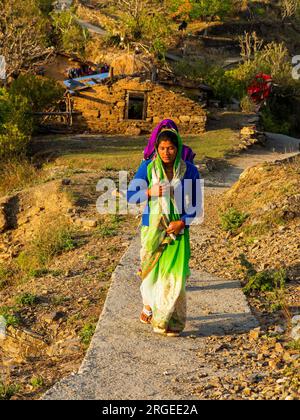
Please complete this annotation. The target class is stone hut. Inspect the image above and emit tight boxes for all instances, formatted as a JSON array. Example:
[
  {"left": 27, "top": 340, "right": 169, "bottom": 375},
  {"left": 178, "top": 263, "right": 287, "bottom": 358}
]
[{"left": 71, "top": 75, "right": 207, "bottom": 135}]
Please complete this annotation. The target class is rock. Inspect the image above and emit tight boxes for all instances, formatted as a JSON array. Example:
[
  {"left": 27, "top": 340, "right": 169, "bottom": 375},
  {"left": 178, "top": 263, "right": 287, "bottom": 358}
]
[
  {"left": 47, "top": 338, "right": 81, "bottom": 357},
  {"left": 125, "top": 126, "right": 142, "bottom": 136},
  {"left": 291, "top": 315, "right": 300, "bottom": 325},
  {"left": 274, "top": 325, "right": 285, "bottom": 335},
  {"left": 275, "top": 343, "right": 284, "bottom": 354},
  {"left": 62, "top": 178, "right": 71, "bottom": 186},
  {"left": 43, "top": 312, "right": 66, "bottom": 324},
  {"left": 0, "top": 326, "right": 48, "bottom": 362},
  {"left": 74, "top": 218, "right": 98, "bottom": 229},
  {"left": 291, "top": 315, "right": 300, "bottom": 340},
  {"left": 179, "top": 115, "right": 191, "bottom": 123},
  {"left": 0, "top": 202, "right": 8, "bottom": 233},
  {"left": 249, "top": 327, "right": 261, "bottom": 341}
]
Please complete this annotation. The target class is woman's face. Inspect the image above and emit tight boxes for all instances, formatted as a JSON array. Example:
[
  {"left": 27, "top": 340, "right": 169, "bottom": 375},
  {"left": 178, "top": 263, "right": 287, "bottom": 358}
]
[{"left": 157, "top": 140, "right": 178, "bottom": 165}]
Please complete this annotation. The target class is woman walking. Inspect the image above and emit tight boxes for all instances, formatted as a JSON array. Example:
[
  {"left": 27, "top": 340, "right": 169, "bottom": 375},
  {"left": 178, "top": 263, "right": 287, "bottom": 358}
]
[{"left": 127, "top": 124, "right": 201, "bottom": 337}]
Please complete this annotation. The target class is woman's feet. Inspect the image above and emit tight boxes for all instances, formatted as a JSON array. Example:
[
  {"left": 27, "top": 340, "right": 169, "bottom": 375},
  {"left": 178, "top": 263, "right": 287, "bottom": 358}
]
[
  {"left": 140, "top": 307, "right": 153, "bottom": 324},
  {"left": 153, "top": 327, "right": 181, "bottom": 337}
]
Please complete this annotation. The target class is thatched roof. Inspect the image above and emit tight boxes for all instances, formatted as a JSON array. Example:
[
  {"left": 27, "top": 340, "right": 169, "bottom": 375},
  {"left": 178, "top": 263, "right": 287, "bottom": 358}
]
[{"left": 110, "top": 53, "right": 152, "bottom": 76}]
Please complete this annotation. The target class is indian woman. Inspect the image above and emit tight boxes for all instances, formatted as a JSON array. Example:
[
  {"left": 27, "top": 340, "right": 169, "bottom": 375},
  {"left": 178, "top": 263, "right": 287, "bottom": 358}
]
[{"left": 127, "top": 125, "right": 202, "bottom": 337}]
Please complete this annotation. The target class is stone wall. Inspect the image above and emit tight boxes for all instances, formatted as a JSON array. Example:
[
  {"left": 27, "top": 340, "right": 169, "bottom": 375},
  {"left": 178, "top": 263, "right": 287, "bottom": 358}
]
[{"left": 72, "top": 77, "right": 207, "bottom": 135}]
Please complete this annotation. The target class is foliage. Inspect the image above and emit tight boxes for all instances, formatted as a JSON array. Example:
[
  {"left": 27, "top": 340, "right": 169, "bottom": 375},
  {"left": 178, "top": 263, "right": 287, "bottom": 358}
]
[
  {"left": 111, "top": 1, "right": 171, "bottom": 57},
  {"left": 0, "top": 382, "right": 19, "bottom": 400},
  {"left": 50, "top": 10, "right": 90, "bottom": 56},
  {"left": 37, "top": 0, "right": 54, "bottom": 15},
  {"left": 219, "top": 208, "right": 249, "bottom": 234},
  {"left": 10, "top": 75, "right": 64, "bottom": 114},
  {"left": 261, "top": 106, "right": 292, "bottom": 135},
  {"left": 15, "top": 293, "right": 38, "bottom": 307},
  {"left": 281, "top": 0, "right": 300, "bottom": 19},
  {"left": 0, "top": 89, "right": 31, "bottom": 160},
  {"left": 169, "top": 0, "right": 234, "bottom": 21},
  {"left": 28, "top": 220, "right": 78, "bottom": 268},
  {"left": 30, "top": 376, "right": 44, "bottom": 388},
  {"left": 287, "top": 339, "right": 300, "bottom": 351},
  {"left": 79, "top": 322, "right": 96, "bottom": 346},
  {"left": 0, "top": 0, "right": 51, "bottom": 79},
  {"left": 239, "top": 254, "right": 287, "bottom": 295},
  {"left": 0, "top": 306, "right": 20, "bottom": 327}
]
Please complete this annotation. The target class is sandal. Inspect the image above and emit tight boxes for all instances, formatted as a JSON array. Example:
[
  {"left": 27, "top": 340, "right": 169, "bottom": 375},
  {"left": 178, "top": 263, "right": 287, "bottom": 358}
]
[
  {"left": 153, "top": 327, "right": 167, "bottom": 335},
  {"left": 166, "top": 330, "right": 181, "bottom": 337},
  {"left": 140, "top": 307, "right": 153, "bottom": 324},
  {"left": 153, "top": 327, "right": 181, "bottom": 337}
]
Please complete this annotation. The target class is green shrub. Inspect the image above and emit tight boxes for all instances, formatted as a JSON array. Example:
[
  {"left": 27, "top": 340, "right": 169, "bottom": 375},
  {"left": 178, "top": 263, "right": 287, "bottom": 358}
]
[
  {"left": 287, "top": 339, "right": 300, "bottom": 351},
  {"left": 169, "top": 0, "right": 234, "bottom": 20},
  {"left": 15, "top": 293, "right": 38, "bottom": 307},
  {"left": 30, "top": 376, "right": 44, "bottom": 388},
  {"left": 0, "top": 382, "right": 19, "bottom": 400},
  {"left": 79, "top": 322, "right": 96, "bottom": 346},
  {"left": 261, "top": 107, "right": 292, "bottom": 135},
  {"left": 243, "top": 268, "right": 287, "bottom": 295},
  {"left": 0, "top": 306, "right": 20, "bottom": 327},
  {"left": 220, "top": 208, "right": 249, "bottom": 234},
  {"left": 10, "top": 75, "right": 64, "bottom": 114}
]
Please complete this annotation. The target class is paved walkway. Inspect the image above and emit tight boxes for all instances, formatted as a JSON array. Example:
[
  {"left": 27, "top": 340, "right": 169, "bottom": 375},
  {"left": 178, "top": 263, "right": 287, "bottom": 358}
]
[{"left": 43, "top": 236, "right": 257, "bottom": 400}]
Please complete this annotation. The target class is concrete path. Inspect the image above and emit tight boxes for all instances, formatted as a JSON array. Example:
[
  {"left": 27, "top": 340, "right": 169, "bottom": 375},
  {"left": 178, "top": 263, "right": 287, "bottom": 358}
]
[{"left": 43, "top": 236, "right": 257, "bottom": 400}]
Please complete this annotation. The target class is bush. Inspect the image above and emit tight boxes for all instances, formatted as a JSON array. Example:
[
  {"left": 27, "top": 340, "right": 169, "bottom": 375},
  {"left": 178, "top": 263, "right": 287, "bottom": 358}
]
[
  {"left": 0, "top": 89, "right": 31, "bottom": 160},
  {"left": 173, "top": 60, "right": 245, "bottom": 102},
  {"left": 243, "top": 268, "right": 287, "bottom": 295},
  {"left": 261, "top": 106, "right": 292, "bottom": 135},
  {"left": 0, "top": 382, "right": 19, "bottom": 400},
  {"left": 0, "top": 75, "right": 64, "bottom": 161},
  {"left": 0, "top": 306, "right": 20, "bottom": 327},
  {"left": 10, "top": 75, "right": 64, "bottom": 114},
  {"left": 220, "top": 208, "right": 249, "bottom": 234},
  {"left": 15, "top": 293, "right": 38, "bottom": 307},
  {"left": 169, "top": 0, "right": 234, "bottom": 21},
  {"left": 79, "top": 322, "right": 96, "bottom": 346}
]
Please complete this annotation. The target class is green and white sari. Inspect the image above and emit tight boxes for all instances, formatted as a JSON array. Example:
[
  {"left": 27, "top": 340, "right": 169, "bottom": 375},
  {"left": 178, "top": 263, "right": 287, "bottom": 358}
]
[{"left": 139, "top": 130, "right": 191, "bottom": 333}]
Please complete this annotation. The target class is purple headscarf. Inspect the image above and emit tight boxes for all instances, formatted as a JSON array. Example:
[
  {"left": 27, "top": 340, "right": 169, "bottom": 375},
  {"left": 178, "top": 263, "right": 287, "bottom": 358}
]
[{"left": 143, "top": 119, "right": 196, "bottom": 163}]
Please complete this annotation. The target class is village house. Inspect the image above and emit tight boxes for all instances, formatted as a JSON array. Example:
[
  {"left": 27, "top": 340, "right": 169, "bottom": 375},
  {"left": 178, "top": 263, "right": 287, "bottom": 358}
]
[{"left": 64, "top": 54, "right": 207, "bottom": 135}]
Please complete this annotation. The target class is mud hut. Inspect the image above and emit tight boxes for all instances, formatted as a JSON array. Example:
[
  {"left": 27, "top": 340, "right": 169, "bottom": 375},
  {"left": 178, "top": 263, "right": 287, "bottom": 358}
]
[{"left": 71, "top": 73, "right": 207, "bottom": 135}]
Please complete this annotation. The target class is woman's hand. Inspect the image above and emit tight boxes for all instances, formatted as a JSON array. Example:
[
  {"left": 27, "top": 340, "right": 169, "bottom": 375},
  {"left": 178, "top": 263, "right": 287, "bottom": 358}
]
[
  {"left": 166, "top": 220, "right": 185, "bottom": 236},
  {"left": 147, "top": 183, "right": 168, "bottom": 197}
]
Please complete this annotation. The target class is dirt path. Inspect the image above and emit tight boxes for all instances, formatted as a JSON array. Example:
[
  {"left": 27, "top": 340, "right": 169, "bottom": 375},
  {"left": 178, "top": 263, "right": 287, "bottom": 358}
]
[{"left": 204, "top": 132, "right": 300, "bottom": 188}]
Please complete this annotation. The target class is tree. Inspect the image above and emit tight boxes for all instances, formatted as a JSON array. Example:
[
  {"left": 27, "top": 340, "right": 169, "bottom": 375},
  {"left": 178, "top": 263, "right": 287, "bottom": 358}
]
[
  {"left": 0, "top": 0, "right": 54, "bottom": 79},
  {"left": 50, "top": 9, "right": 90, "bottom": 56},
  {"left": 112, "top": 0, "right": 170, "bottom": 56}
]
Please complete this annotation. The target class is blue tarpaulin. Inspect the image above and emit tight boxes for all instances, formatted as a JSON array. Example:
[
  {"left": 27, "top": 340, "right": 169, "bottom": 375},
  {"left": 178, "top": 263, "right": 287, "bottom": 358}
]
[{"left": 64, "top": 72, "right": 109, "bottom": 90}]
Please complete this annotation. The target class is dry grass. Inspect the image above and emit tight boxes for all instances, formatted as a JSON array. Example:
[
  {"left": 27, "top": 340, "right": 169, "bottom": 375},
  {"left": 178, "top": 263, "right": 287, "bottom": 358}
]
[
  {"left": 0, "top": 160, "right": 43, "bottom": 196},
  {"left": 220, "top": 155, "right": 300, "bottom": 237}
]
